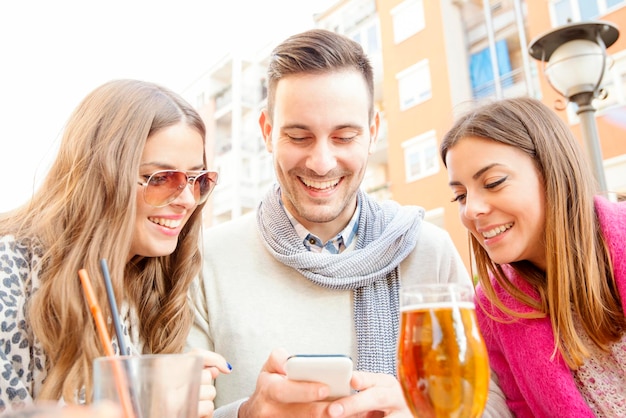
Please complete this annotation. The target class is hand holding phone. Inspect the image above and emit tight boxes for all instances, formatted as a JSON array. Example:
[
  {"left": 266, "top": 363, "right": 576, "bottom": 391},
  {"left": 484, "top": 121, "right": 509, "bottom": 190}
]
[{"left": 285, "top": 354, "right": 353, "bottom": 400}]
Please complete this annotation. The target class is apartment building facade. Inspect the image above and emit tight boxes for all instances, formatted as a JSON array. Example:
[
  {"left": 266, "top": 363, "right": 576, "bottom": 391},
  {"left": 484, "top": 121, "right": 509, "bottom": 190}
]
[
  {"left": 184, "top": 50, "right": 274, "bottom": 225},
  {"left": 187, "top": 0, "right": 626, "bottom": 270},
  {"left": 186, "top": 0, "right": 391, "bottom": 226},
  {"left": 375, "top": 0, "right": 626, "bottom": 269}
]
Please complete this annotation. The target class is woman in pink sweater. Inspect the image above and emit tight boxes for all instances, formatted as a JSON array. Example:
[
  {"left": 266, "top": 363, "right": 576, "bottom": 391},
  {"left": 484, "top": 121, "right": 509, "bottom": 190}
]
[{"left": 440, "top": 97, "right": 626, "bottom": 417}]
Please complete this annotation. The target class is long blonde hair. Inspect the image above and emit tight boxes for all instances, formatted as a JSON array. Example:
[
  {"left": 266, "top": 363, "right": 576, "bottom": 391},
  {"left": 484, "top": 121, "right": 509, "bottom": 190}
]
[
  {"left": 0, "top": 79, "right": 207, "bottom": 401},
  {"left": 440, "top": 97, "right": 625, "bottom": 368}
]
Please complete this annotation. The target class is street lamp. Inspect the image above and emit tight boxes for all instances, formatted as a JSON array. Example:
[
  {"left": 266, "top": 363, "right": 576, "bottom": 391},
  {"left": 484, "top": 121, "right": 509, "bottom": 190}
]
[{"left": 528, "top": 21, "right": 619, "bottom": 193}]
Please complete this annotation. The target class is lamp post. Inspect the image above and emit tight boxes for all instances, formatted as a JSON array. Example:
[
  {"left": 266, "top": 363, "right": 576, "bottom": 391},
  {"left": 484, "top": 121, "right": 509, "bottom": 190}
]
[{"left": 528, "top": 21, "right": 619, "bottom": 193}]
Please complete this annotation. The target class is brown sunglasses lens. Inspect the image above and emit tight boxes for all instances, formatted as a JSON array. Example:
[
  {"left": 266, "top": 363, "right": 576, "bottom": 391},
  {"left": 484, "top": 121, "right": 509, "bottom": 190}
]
[
  {"left": 144, "top": 171, "right": 218, "bottom": 207},
  {"left": 144, "top": 171, "right": 188, "bottom": 207},
  {"left": 193, "top": 172, "right": 218, "bottom": 204}
]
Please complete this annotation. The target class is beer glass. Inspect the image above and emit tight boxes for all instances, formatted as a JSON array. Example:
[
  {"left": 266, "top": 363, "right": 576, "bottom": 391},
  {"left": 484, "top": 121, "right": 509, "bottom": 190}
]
[{"left": 397, "top": 283, "right": 490, "bottom": 418}]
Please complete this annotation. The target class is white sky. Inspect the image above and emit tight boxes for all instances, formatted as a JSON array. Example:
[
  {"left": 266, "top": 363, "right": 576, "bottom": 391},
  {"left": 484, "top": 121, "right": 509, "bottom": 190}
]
[{"left": 0, "top": 0, "right": 336, "bottom": 212}]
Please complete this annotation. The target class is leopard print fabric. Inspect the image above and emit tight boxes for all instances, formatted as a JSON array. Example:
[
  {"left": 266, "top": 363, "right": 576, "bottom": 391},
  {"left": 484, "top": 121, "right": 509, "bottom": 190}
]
[
  {"left": 0, "top": 235, "right": 140, "bottom": 412},
  {"left": 0, "top": 235, "right": 46, "bottom": 412}
]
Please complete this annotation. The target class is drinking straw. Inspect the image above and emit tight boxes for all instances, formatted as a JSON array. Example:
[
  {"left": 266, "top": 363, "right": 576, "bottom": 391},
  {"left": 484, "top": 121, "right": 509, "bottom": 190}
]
[
  {"left": 79, "top": 269, "right": 116, "bottom": 357},
  {"left": 100, "top": 259, "right": 129, "bottom": 356},
  {"left": 79, "top": 269, "right": 137, "bottom": 418}
]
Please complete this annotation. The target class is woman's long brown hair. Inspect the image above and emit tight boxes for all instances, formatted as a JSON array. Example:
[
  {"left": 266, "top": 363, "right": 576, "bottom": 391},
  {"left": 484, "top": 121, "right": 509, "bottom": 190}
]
[{"left": 0, "top": 79, "right": 207, "bottom": 402}]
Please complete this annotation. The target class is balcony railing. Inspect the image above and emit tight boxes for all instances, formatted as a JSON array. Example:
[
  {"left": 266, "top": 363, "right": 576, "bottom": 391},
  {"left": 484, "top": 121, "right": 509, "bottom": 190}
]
[{"left": 471, "top": 67, "right": 527, "bottom": 99}]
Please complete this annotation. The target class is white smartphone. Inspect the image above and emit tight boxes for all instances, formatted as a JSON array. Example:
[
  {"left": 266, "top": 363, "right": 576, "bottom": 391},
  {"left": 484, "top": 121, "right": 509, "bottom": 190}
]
[{"left": 285, "top": 354, "right": 353, "bottom": 400}]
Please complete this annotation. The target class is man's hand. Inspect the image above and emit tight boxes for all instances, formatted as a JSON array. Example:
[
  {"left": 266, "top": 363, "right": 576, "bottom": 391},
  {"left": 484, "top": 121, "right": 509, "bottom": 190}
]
[
  {"left": 238, "top": 349, "right": 412, "bottom": 418},
  {"left": 238, "top": 348, "right": 333, "bottom": 418},
  {"left": 325, "top": 371, "right": 413, "bottom": 418}
]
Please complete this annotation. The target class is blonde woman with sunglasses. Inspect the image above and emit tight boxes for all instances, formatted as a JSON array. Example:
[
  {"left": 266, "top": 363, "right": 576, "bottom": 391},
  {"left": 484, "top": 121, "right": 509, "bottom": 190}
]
[{"left": 0, "top": 79, "right": 230, "bottom": 416}]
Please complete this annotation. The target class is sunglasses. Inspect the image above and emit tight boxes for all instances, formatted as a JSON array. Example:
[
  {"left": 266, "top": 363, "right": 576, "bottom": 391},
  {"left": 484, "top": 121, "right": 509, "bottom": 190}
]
[{"left": 138, "top": 170, "right": 218, "bottom": 208}]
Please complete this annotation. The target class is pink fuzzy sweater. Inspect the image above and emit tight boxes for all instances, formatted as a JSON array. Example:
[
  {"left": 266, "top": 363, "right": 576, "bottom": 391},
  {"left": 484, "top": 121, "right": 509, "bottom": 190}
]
[{"left": 475, "top": 196, "right": 626, "bottom": 418}]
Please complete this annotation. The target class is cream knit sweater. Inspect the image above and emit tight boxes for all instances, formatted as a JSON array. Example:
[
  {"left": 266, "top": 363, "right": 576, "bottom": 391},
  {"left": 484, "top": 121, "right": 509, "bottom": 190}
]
[{"left": 187, "top": 211, "right": 509, "bottom": 418}]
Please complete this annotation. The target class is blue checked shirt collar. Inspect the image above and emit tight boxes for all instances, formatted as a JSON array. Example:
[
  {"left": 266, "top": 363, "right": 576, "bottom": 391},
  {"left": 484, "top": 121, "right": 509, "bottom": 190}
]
[{"left": 280, "top": 198, "right": 360, "bottom": 254}]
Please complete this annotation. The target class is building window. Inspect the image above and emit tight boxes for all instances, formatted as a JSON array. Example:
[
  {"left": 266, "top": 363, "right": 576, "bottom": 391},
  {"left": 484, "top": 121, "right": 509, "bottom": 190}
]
[
  {"left": 550, "top": 0, "right": 625, "bottom": 25},
  {"left": 391, "top": 0, "right": 425, "bottom": 44},
  {"left": 469, "top": 39, "right": 513, "bottom": 99},
  {"left": 397, "top": 59, "right": 432, "bottom": 111},
  {"left": 349, "top": 20, "right": 381, "bottom": 55},
  {"left": 366, "top": 22, "right": 381, "bottom": 55},
  {"left": 401, "top": 130, "right": 439, "bottom": 182}
]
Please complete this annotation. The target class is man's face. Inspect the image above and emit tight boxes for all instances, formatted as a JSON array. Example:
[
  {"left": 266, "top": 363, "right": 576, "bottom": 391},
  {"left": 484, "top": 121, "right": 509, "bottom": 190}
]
[{"left": 259, "top": 70, "right": 378, "bottom": 241}]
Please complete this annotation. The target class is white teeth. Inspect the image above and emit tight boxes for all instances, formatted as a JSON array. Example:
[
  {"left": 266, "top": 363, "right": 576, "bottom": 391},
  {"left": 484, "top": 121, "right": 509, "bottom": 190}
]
[
  {"left": 482, "top": 223, "right": 513, "bottom": 238},
  {"left": 149, "top": 217, "right": 182, "bottom": 229},
  {"left": 301, "top": 178, "right": 339, "bottom": 190}
]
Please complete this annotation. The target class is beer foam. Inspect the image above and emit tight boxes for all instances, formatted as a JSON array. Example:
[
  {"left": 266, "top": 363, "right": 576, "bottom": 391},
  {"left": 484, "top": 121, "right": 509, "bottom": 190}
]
[{"left": 400, "top": 301, "right": 475, "bottom": 311}]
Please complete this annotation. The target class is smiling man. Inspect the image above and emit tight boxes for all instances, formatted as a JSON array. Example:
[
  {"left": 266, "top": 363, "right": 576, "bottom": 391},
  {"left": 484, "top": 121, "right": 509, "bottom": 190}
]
[
  {"left": 261, "top": 68, "right": 374, "bottom": 244},
  {"left": 187, "top": 29, "right": 509, "bottom": 418}
]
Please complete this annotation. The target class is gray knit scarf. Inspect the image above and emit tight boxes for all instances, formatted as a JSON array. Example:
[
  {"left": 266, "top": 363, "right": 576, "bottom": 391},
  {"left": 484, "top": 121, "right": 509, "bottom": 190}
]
[{"left": 257, "top": 185, "right": 423, "bottom": 375}]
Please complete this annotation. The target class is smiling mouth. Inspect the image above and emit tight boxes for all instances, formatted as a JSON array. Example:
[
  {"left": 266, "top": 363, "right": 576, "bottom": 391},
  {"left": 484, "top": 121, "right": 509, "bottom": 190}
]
[
  {"left": 299, "top": 177, "right": 340, "bottom": 191},
  {"left": 482, "top": 223, "right": 513, "bottom": 238},
  {"left": 149, "top": 217, "right": 182, "bottom": 229}
]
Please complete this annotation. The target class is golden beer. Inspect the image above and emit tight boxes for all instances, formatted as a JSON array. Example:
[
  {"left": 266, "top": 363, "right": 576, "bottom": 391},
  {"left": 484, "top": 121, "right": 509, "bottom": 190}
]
[{"left": 398, "top": 298, "right": 490, "bottom": 418}]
